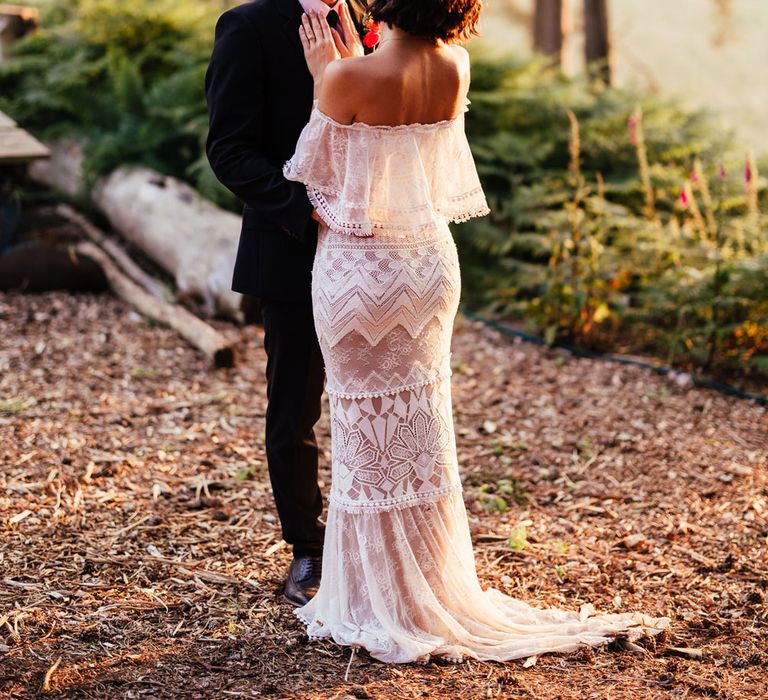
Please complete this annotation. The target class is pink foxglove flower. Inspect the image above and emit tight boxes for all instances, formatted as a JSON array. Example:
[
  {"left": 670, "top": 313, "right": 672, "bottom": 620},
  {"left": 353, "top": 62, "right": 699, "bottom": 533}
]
[
  {"left": 690, "top": 168, "right": 699, "bottom": 186},
  {"left": 677, "top": 189, "right": 689, "bottom": 209},
  {"left": 627, "top": 114, "right": 639, "bottom": 145},
  {"left": 718, "top": 162, "right": 727, "bottom": 180}
]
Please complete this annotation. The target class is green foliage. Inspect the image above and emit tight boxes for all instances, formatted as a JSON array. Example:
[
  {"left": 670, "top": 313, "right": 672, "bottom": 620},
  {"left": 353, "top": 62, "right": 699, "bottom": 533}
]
[
  {"left": 130, "top": 366, "right": 158, "bottom": 379},
  {"left": 460, "top": 47, "right": 767, "bottom": 379},
  {"left": 475, "top": 477, "right": 528, "bottom": 512},
  {"left": 506, "top": 524, "right": 528, "bottom": 551},
  {"left": 0, "top": 0, "right": 236, "bottom": 208},
  {"left": 0, "top": 397, "right": 33, "bottom": 414}
]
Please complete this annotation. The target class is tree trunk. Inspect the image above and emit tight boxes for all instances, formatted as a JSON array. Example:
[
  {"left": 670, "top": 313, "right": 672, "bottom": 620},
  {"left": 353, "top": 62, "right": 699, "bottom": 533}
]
[
  {"left": 584, "top": 0, "right": 611, "bottom": 85},
  {"left": 76, "top": 241, "right": 235, "bottom": 368},
  {"left": 27, "top": 137, "right": 84, "bottom": 196},
  {"left": 533, "top": 0, "right": 564, "bottom": 66}
]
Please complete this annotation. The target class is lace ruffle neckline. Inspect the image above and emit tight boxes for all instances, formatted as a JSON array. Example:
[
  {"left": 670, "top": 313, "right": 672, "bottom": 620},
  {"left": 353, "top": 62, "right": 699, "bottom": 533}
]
[
  {"left": 283, "top": 97, "right": 489, "bottom": 237},
  {"left": 313, "top": 107, "right": 463, "bottom": 133}
]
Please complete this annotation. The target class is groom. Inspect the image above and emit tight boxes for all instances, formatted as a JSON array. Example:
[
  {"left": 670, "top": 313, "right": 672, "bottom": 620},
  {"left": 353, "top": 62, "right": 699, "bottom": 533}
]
[{"left": 204, "top": 0, "right": 365, "bottom": 606}]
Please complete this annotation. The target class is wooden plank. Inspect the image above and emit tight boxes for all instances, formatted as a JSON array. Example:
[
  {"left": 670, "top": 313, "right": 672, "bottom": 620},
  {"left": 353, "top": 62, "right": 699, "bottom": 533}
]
[
  {"left": 0, "top": 112, "right": 17, "bottom": 129},
  {"left": 0, "top": 109, "right": 49, "bottom": 162},
  {"left": 0, "top": 127, "right": 50, "bottom": 162}
]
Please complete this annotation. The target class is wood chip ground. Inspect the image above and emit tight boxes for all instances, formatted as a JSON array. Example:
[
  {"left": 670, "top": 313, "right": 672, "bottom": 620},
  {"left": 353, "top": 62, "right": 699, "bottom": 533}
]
[{"left": 1, "top": 291, "right": 766, "bottom": 699}]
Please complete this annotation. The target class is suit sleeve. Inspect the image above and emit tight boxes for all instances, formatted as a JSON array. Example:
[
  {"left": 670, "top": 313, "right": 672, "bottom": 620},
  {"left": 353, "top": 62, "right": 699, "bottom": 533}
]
[{"left": 204, "top": 10, "right": 313, "bottom": 242}]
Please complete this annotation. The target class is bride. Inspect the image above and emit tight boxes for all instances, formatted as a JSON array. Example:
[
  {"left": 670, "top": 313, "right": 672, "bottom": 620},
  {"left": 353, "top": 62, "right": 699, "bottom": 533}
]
[{"left": 283, "top": 0, "right": 669, "bottom": 664}]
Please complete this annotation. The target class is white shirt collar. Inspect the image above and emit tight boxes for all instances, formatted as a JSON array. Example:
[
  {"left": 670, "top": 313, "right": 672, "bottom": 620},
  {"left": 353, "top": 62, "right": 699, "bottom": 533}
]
[{"left": 298, "top": 0, "right": 344, "bottom": 17}]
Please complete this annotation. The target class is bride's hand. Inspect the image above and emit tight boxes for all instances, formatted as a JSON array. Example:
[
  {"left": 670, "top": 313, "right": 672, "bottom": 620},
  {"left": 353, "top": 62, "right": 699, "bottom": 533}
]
[
  {"left": 333, "top": 2, "right": 364, "bottom": 58},
  {"left": 299, "top": 11, "right": 339, "bottom": 85}
]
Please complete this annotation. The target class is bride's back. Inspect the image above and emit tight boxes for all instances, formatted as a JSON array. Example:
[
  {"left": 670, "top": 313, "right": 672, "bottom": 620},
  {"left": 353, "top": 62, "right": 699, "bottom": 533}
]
[{"left": 319, "top": 41, "right": 470, "bottom": 128}]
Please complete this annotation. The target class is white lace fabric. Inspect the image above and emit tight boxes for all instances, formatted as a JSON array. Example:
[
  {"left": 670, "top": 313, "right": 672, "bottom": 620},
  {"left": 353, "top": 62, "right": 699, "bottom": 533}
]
[
  {"left": 283, "top": 106, "right": 669, "bottom": 663},
  {"left": 283, "top": 101, "right": 490, "bottom": 237},
  {"left": 297, "top": 490, "right": 668, "bottom": 664}
]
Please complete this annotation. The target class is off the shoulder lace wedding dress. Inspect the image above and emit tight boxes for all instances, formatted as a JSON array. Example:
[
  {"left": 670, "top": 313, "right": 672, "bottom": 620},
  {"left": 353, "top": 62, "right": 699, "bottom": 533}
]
[{"left": 283, "top": 100, "right": 669, "bottom": 664}]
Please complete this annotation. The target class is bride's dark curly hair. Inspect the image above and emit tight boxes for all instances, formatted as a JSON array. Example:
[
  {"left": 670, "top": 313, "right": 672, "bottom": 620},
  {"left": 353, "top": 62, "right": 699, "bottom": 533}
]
[{"left": 367, "top": 0, "right": 483, "bottom": 42}]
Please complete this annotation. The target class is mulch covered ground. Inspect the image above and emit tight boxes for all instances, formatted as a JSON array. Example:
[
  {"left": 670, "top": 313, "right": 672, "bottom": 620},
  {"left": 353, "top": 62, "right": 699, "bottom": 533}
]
[{"left": 1, "top": 290, "right": 766, "bottom": 699}]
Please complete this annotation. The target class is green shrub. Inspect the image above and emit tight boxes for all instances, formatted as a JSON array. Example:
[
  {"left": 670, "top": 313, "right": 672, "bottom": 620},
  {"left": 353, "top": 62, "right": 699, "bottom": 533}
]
[
  {"left": 0, "top": 0, "right": 236, "bottom": 207},
  {"left": 461, "top": 48, "right": 767, "bottom": 379}
]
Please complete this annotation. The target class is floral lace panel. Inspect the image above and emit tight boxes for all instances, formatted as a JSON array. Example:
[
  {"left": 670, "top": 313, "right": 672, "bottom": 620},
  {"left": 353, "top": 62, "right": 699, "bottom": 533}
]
[{"left": 329, "top": 377, "right": 462, "bottom": 512}]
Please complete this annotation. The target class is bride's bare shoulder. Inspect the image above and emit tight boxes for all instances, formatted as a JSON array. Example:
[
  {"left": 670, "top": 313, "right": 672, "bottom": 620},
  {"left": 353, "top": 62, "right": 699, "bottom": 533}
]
[
  {"left": 317, "top": 54, "right": 384, "bottom": 125},
  {"left": 447, "top": 43, "right": 470, "bottom": 62},
  {"left": 318, "top": 44, "right": 469, "bottom": 125},
  {"left": 447, "top": 44, "right": 471, "bottom": 77}
]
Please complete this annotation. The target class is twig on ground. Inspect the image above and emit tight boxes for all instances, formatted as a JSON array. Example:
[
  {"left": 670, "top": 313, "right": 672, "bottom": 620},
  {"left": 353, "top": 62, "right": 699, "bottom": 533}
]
[{"left": 75, "top": 241, "right": 235, "bottom": 368}]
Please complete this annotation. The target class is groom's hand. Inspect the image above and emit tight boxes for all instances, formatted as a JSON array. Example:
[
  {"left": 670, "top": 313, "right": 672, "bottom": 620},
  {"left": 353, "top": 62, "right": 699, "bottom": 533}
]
[{"left": 331, "top": 2, "right": 364, "bottom": 59}]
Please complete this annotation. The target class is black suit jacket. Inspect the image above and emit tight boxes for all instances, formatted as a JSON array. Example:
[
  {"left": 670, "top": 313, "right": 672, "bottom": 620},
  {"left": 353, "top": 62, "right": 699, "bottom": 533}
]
[{"left": 205, "top": 0, "right": 318, "bottom": 303}]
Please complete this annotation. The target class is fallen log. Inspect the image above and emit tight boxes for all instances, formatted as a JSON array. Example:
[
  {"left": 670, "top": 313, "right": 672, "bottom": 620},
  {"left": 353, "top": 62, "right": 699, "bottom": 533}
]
[
  {"left": 76, "top": 241, "right": 235, "bottom": 368},
  {"left": 28, "top": 140, "right": 243, "bottom": 322},
  {"left": 56, "top": 203, "right": 173, "bottom": 303},
  {"left": 0, "top": 242, "right": 108, "bottom": 293},
  {"left": 93, "top": 166, "right": 242, "bottom": 320}
]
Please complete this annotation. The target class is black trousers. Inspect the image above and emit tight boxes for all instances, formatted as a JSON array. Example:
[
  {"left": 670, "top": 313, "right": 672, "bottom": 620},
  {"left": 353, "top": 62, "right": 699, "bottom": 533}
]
[{"left": 260, "top": 298, "right": 326, "bottom": 557}]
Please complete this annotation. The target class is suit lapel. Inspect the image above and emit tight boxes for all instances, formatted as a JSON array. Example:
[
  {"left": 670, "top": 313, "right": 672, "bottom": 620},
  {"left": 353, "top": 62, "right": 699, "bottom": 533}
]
[
  {"left": 277, "top": 0, "right": 304, "bottom": 21},
  {"left": 278, "top": 0, "right": 304, "bottom": 54}
]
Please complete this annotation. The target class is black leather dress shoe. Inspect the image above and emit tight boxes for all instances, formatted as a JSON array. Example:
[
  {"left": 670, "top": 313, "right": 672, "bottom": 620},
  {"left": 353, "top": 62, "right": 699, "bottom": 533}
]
[{"left": 283, "top": 554, "right": 322, "bottom": 607}]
